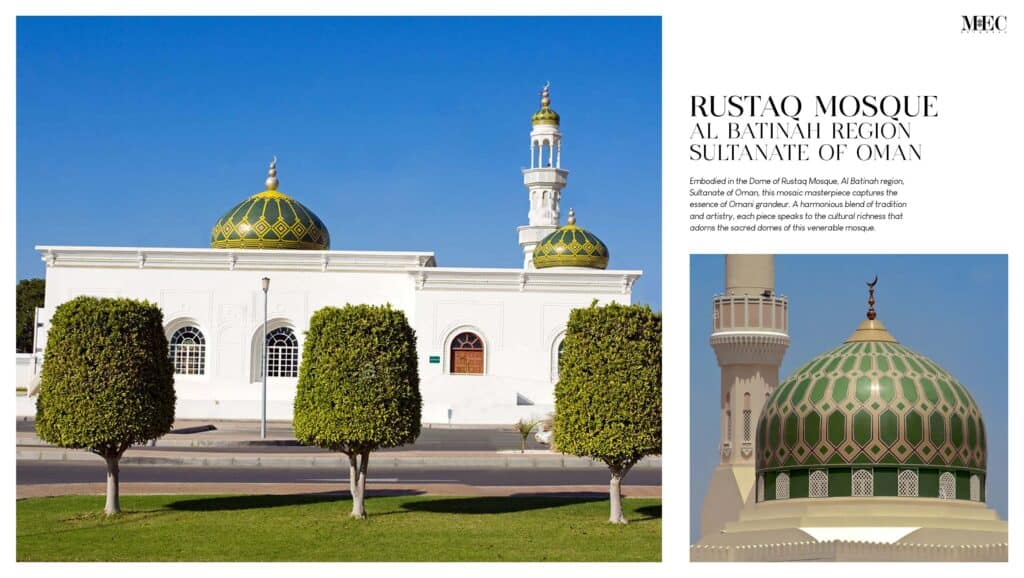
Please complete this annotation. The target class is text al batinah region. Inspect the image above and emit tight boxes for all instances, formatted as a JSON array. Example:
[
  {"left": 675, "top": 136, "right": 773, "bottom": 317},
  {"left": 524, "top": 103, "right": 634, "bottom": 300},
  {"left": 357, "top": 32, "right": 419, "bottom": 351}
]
[{"left": 688, "top": 95, "right": 938, "bottom": 162}]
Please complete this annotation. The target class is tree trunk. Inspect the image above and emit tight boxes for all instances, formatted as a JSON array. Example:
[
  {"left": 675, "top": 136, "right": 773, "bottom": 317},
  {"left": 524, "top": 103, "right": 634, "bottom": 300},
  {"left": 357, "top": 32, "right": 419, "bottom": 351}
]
[
  {"left": 348, "top": 452, "right": 366, "bottom": 519},
  {"left": 104, "top": 455, "right": 121, "bottom": 516},
  {"left": 358, "top": 451, "right": 369, "bottom": 513},
  {"left": 608, "top": 463, "right": 633, "bottom": 524},
  {"left": 521, "top": 435, "right": 526, "bottom": 453}
]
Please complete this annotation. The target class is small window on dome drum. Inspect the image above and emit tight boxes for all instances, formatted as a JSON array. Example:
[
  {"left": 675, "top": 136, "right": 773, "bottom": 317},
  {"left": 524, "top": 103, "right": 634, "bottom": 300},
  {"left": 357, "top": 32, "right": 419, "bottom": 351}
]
[
  {"left": 809, "top": 470, "right": 828, "bottom": 498},
  {"left": 939, "top": 472, "right": 956, "bottom": 500},
  {"left": 852, "top": 469, "right": 873, "bottom": 497},
  {"left": 898, "top": 469, "right": 919, "bottom": 497},
  {"left": 775, "top": 472, "right": 790, "bottom": 500}
]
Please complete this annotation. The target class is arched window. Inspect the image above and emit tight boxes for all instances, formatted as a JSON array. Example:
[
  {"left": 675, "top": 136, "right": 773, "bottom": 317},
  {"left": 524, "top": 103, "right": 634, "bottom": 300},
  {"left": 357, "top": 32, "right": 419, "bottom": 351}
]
[
  {"left": 450, "top": 332, "right": 484, "bottom": 375},
  {"left": 551, "top": 336, "right": 565, "bottom": 382},
  {"left": 809, "top": 470, "right": 828, "bottom": 498},
  {"left": 898, "top": 469, "right": 919, "bottom": 497},
  {"left": 938, "top": 472, "right": 956, "bottom": 500},
  {"left": 757, "top": 474, "right": 765, "bottom": 502},
  {"left": 970, "top": 474, "right": 981, "bottom": 502},
  {"left": 775, "top": 472, "right": 790, "bottom": 500},
  {"left": 265, "top": 327, "right": 299, "bottom": 378},
  {"left": 169, "top": 326, "right": 205, "bottom": 375},
  {"left": 852, "top": 469, "right": 873, "bottom": 497}
]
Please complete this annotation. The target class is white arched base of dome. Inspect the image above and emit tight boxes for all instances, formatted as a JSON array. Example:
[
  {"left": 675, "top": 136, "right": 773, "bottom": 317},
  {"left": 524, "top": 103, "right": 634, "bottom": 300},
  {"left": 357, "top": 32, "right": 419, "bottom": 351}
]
[{"left": 695, "top": 495, "right": 1007, "bottom": 553}]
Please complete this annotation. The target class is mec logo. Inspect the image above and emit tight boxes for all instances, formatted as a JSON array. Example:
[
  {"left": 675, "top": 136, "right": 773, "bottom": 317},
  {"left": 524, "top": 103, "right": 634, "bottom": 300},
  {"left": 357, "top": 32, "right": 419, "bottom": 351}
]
[{"left": 962, "top": 15, "right": 1007, "bottom": 33}]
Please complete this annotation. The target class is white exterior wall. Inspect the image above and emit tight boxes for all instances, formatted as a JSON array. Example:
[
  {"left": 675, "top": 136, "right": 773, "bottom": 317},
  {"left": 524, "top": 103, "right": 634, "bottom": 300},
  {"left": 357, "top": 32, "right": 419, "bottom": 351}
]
[
  {"left": 413, "top": 274, "right": 632, "bottom": 424},
  {"left": 31, "top": 247, "right": 641, "bottom": 424}
]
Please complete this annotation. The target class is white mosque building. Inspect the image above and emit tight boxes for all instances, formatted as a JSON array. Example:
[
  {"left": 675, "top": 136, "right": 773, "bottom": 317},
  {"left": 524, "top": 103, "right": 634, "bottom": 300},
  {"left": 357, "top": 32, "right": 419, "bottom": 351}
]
[{"left": 17, "top": 85, "right": 642, "bottom": 424}]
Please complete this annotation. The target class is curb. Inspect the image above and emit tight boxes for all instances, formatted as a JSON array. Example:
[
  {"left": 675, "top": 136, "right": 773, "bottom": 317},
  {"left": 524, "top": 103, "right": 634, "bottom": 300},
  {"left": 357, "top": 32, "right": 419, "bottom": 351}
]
[
  {"left": 16, "top": 448, "right": 661, "bottom": 470},
  {"left": 18, "top": 434, "right": 300, "bottom": 449}
]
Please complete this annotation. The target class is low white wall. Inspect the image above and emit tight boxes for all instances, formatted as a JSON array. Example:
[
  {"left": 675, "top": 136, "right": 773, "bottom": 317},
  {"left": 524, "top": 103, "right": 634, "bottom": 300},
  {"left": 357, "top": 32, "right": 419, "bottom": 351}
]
[{"left": 15, "top": 354, "right": 38, "bottom": 390}]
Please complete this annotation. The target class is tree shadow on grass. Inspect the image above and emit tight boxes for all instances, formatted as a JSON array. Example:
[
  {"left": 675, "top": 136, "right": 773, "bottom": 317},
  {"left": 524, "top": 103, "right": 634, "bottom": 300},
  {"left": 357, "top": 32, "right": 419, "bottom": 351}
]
[
  {"left": 167, "top": 489, "right": 424, "bottom": 512},
  {"left": 401, "top": 493, "right": 606, "bottom": 515},
  {"left": 633, "top": 504, "right": 661, "bottom": 520}
]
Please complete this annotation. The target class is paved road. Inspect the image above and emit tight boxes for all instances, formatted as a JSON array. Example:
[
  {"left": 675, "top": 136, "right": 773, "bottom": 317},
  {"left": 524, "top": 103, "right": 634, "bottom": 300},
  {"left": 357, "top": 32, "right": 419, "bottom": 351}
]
[
  {"left": 18, "top": 419, "right": 551, "bottom": 452},
  {"left": 18, "top": 461, "right": 661, "bottom": 487}
]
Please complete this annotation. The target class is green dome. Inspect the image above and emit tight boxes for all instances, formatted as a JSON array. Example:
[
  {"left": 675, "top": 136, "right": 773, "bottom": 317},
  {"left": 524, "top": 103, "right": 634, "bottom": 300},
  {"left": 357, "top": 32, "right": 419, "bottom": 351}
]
[
  {"left": 532, "top": 106, "right": 560, "bottom": 126},
  {"left": 532, "top": 210, "right": 609, "bottom": 269},
  {"left": 211, "top": 190, "right": 330, "bottom": 250},
  {"left": 531, "top": 83, "right": 560, "bottom": 126},
  {"left": 211, "top": 160, "right": 330, "bottom": 250},
  {"left": 756, "top": 317, "right": 987, "bottom": 499}
]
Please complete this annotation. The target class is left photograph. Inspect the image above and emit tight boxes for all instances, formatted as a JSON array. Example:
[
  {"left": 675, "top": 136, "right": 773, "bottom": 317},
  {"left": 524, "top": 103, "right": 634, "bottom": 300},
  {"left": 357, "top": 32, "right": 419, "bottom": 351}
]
[{"left": 15, "top": 16, "right": 662, "bottom": 562}]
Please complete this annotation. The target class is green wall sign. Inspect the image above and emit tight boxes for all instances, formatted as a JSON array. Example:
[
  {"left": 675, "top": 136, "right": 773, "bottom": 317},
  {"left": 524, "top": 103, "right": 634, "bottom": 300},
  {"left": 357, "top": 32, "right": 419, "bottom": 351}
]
[{"left": 429, "top": 355, "right": 441, "bottom": 364}]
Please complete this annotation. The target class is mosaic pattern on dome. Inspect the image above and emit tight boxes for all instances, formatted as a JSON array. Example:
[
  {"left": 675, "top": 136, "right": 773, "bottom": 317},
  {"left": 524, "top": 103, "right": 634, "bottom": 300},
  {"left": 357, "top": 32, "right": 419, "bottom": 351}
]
[
  {"left": 756, "top": 341, "right": 986, "bottom": 473},
  {"left": 533, "top": 225, "right": 609, "bottom": 269},
  {"left": 211, "top": 191, "right": 330, "bottom": 250}
]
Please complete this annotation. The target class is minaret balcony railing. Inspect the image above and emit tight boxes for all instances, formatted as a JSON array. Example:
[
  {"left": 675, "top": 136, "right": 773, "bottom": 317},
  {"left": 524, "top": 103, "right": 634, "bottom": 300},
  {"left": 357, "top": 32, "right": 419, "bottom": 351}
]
[
  {"left": 712, "top": 294, "right": 788, "bottom": 334},
  {"left": 522, "top": 167, "right": 568, "bottom": 187}
]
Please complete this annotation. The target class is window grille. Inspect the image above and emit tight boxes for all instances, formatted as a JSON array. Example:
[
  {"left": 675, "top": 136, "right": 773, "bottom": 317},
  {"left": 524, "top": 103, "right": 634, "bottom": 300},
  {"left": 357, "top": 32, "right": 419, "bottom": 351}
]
[
  {"left": 450, "top": 332, "right": 484, "bottom": 374},
  {"left": 809, "top": 470, "right": 828, "bottom": 498},
  {"left": 743, "top": 409, "right": 752, "bottom": 441},
  {"left": 775, "top": 472, "right": 790, "bottom": 500},
  {"left": 852, "top": 469, "right": 873, "bottom": 497},
  {"left": 938, "top": 472, "right": 956, "bottom": 500},
  {"left": 265, "top": 327, "right": 299, "bottom": 378},
  {"left": 726, "top": 411, "right": 733, "bottom": 442},
  {"left": 898, "top": 469, "right": 919, "bottom": 497},
  {"left": 970, "top": 475, "right": 981, "bottom": 502},
  {"left": 169, "top": 326, "right": 205, "bottom": 375}
]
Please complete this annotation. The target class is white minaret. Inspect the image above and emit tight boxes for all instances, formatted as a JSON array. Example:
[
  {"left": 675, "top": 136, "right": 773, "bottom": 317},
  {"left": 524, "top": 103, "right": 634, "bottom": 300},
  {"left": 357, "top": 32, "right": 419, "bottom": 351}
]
[
  {"left": 518, "top": 82, "right": 568, "bottom": 268},
  {"left": 700, "top": 255, "right": 790, "bottom": 538}
]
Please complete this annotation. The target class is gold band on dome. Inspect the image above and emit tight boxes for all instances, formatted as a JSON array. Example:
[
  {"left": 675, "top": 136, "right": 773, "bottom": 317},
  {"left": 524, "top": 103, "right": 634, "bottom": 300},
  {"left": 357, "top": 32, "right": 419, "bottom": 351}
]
[{"left": 250, "top": 190, "right": 291, "bottom": 200}]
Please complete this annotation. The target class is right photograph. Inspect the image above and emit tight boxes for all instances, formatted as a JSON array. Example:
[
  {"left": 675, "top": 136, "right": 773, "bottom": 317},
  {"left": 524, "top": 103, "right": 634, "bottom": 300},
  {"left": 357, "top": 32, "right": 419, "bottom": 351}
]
[{"left": 689, "top": 254, "right": 1008, "bottom": 562}]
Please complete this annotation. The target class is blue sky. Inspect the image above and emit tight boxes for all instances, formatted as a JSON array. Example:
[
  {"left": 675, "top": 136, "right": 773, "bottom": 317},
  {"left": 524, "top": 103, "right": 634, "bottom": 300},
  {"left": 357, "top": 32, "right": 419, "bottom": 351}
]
[
  {"left": 16, "top": 16, "right": 661, "bottom": 307},
  {"left": 690, "top": 254, "right": 1008, "bottom": 541}
]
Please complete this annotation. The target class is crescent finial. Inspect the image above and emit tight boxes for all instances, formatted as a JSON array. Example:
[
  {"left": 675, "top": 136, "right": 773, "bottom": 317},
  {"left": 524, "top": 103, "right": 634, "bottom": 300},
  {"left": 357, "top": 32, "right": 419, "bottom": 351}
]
[
  {"left": 265, "top": 156, "right": 279, "bottom": 191},
  {"left": 866, "top": 275, "right": 878, "bottom": 320}
]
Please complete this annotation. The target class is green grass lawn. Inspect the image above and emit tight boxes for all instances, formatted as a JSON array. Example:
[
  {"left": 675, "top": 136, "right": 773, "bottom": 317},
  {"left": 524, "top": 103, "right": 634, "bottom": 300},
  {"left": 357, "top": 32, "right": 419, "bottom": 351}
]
[{"left": 18, "top": 493, "right": 661, "bottom": 562}]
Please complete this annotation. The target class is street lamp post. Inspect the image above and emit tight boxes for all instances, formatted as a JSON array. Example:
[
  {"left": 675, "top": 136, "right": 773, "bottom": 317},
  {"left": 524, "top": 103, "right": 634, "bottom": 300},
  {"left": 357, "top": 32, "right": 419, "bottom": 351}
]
[{"left": 261, "top": 276, "right": 270, "bottom": 439}]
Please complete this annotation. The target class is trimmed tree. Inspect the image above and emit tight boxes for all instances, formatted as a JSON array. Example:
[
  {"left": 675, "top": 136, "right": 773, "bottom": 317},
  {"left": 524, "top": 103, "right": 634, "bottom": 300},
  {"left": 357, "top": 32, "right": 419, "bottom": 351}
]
[
  {"left": 35, "top": 296, "right": 176, "bottom": 515},
  {"left": 16, "top": 278, "right": 45, "bottom": 353},
  {"left": 554, "top": 302, "right": 662, "bottom": 524},
  {"left": 293, "top": 304, "right": 421, "bottom": 519}
]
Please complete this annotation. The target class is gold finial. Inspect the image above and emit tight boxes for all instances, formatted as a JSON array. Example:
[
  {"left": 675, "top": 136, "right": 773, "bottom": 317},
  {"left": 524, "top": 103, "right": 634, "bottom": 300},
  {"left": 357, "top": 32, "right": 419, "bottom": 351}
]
[
  {"left": 866, "top": 275, "right": 878, "bottom": 320},
  {"left": 567, "top": 207, "right": 576, "bottom": 226},
  {"left": 540, "top": 81, "right": 551, "bottom": 108},
  {"left": 265, "top": 156, "right": 279, "bottom": 191}
]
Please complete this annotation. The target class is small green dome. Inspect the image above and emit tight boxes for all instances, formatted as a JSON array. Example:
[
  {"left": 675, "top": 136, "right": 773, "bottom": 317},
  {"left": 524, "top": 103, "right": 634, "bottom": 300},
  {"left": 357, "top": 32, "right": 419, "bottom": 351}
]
[
  {"left": 533, "top": 209, "right": 609, "bottom": 269},
  {"left": 756, "top": 317, "right": 987, "bottom": 485},
  {"left": 531, "top": 83, "right": 560, "bottom": 126},
  {"left": 532, "top": 106, "right": 560, "bottom": 126},
  {"left": 210, "top": 160, "right": 330, "bottom": 250}
]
